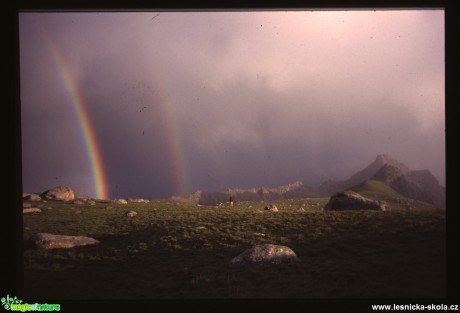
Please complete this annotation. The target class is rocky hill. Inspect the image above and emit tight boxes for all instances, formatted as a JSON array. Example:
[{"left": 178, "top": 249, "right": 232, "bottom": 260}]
[
  {"left": 317, "top": 154, "right": 410, "bottom": 195},
  {"left": 373, "top": 165, "right": 445, "bottom": 208}
]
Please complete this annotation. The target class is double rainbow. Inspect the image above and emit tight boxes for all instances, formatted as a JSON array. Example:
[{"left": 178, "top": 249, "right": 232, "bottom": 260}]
[{"left": 48, "top": 43, "right": 191, "bottom": 199}]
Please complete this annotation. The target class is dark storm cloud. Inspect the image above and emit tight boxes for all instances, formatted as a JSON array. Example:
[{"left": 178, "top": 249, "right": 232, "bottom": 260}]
[{"left": 20, "top": 10, "right": 445, "bottom": 198}]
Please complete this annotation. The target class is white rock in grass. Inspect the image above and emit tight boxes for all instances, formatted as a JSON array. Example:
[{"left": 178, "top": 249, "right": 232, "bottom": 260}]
[
  {"left": 126, "top": 210, "right": 137, "bottom": 217},
  {"left": 264, "top": 204, "right": 278, "bottom": 212},
  {"left": 128, "top": 198, "right": 150, "bottom": 203},
  {"left": 31, "top": 233, "right": 99, "bottom": 249},
  {"left": 296, "top": 207, "right": 305, "bottom": 212},
  {"left": 246, "top": 232, "right": 266, "bottom": 238},
  {"left": 23, "top": 207, "right": 42, "bottom": 214},
  {"left": 231, "top": 244, "right": 300, "bottom": 265},
  {"left": 24, "top": 194, "right": 42, "bottom": 201}
]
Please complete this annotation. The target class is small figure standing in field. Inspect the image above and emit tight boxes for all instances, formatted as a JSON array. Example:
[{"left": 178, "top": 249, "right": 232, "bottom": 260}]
[{"left": 229, "top": 197, "right": 234, "bottom": 208}]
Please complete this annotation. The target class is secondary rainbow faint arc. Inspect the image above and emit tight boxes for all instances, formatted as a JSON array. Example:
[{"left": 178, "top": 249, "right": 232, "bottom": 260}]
[
  {"left": 48, "top": 44, "right": 109, "bottom": 200},
  {"left": 155, "top": 88, "right": 191, "bottom": 197}
]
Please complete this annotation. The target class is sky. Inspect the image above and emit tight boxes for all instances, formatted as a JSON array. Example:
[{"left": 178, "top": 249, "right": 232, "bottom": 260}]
[{"left": 19, "top": 10, "right": 445, "bottom": 199}]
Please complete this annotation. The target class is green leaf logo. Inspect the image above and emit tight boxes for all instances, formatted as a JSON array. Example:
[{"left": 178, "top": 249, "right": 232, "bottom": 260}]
[{"left": 1, "top": 295, "right": 22, "bottom": 310}]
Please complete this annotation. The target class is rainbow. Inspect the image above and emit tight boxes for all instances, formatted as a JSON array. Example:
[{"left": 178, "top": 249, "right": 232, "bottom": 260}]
[
  {"left": 48, "top": 44, "right": 110, "bottom": 200},
  {"left": 152, "top": 84, "right": 191, "bottom": 197}
]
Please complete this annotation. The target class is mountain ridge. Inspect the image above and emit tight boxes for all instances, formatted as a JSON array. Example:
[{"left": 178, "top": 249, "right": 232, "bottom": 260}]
[{"left": 193, "top": 154, "right": 445, "bottom": 207}]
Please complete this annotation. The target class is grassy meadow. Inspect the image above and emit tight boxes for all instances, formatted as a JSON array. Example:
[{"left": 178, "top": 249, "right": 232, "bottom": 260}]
[{"left": 22, "top": 192, "right": 446, "bottom": 300}]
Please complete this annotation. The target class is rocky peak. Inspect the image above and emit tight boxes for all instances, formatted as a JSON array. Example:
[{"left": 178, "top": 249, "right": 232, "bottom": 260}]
[
  {"left": 344, "top": 154, "right": 409, "bottom": 188},
  {"left": 373, "top": 164, "right": 406, "bottom": 184},
  {"left": 375, "top": 154, "right": 410, "bottom": 173}
]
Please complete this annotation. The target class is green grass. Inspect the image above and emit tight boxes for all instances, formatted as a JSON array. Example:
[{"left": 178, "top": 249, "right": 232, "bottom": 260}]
[
  {"left": 22, "top": 197, "right": 446, "bottom": 299},
  {"left": 350, "top": 179, "right": 438, "bottom": 210}
]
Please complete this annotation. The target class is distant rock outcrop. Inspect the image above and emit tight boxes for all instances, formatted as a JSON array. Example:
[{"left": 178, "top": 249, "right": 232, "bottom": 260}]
[
  {"left": 324, "top": 191, "right": 387, "bottom": 211},
  {"left": 198, "top": 181, "right": 319, "bottom": 205},
  {"left": 31, "top": 233, "right": 99, "bottom": 249},
  {"left": 41, "top": 186, "right": 75, "bottom": 201},
  {"left": 231, "top": 244, "right": 300, "bottom": 265}
]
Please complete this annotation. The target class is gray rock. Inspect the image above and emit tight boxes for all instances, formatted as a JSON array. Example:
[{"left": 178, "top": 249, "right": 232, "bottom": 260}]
[
  {"left": 74, "top": 198, "right": 96, "bottom": 206},
  {"left": 114, "top": 198, "right": 128, "bottom": 204},
  {"left": 324, "top": 191, "right": 387, "bottom": 211},
  {"left": 25, "top": 194, "right": 42, "bottom": 201},
  {"left": 23, "top": 203, "right": 32, "bottom": 208},
  {"left": 231, "top": 244, "right": 300, "bottom": 265},
  {"left": 128, "top": 198, "right": 149, "bottom": 203},
  {"left": 264, "top": 204, "right": 279, "bottom": 212},
  {"left": 41, "top": 186, "right": 75, "bottom": 201},
  {"left": 23, "top": 207, "right": 42, "bottom": 214},
  {"left": 31, "top": 233, "right": 99, "bottom": 249},
  {"left": 126, "top": 210, "right": 137, "bottom": 217}
]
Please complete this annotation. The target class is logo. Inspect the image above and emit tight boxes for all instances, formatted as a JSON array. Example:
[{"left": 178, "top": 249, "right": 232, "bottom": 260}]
[{"left": 1, "top": 295, "right": 60, "bottom": 312}]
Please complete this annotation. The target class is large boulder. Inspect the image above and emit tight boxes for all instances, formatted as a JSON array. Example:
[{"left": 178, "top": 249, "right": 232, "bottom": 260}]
[
  {"left": 31, "top": 233, "right": 99, "bottom": 249},
  {"left": 324, "top": 191, "right": 387, "bottom": 211},
  {"left": 41, "top": 186, "right": 75, "bottom": 201},
  {"left": 231, "top": 244, "right": 300, "bottom": 265}
]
